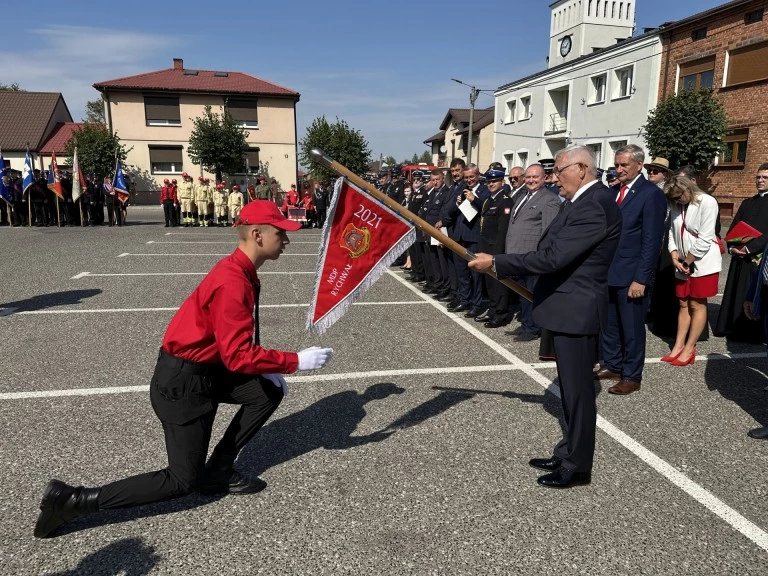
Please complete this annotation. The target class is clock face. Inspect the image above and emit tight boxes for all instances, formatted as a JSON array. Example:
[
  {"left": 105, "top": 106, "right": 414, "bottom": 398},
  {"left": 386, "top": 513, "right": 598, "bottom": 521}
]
[{"left": 560, "top": 36, "right": 572, "bottom": 57}]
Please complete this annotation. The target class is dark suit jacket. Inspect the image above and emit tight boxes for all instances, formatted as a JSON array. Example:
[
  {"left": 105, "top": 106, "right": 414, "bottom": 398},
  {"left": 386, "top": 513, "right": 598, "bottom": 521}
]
[
  {"left": 447, "top": 183, "right": 490, "bottom": 243},
  {"left": 423, "top": 185, "right": 449, "bottom": 226},
  {"left": 479, "top": 192, "right": 515, "bottom": 253},
  {"left": 495, "top": 182, "right": 622, "bottom": 335},
  {"left": 607, "top": 174, "right": 667, "bottom": 287}
]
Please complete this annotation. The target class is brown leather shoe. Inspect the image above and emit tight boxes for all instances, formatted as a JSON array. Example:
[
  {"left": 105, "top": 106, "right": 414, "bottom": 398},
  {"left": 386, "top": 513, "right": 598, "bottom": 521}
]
[
  {"left": 608, "top": 380, "right": 641, "bottom": 395},
  {"left": 594, "top": 367, "right": 621, "bottom": 381}
]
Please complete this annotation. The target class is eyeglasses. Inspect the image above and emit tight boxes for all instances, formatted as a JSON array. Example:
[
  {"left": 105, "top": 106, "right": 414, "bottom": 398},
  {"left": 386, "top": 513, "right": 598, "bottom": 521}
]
[
  {"left": 648, "top": 168, "right": 664, "bottom": 175},
  {"left": 552, "top": 162, "right": 583, "bottom": 176}
]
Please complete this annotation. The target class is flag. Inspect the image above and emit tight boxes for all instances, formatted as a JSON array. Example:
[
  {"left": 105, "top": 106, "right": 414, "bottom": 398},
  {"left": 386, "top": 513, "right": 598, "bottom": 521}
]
[
  {"left": 113, "top": 161, "right": 129, "bottom": 204},
  {"left": 71, "top": 147, "right": 86, "bottom": 203},
  {"left": 22, "top": 149, "right": 34, "bottom": 194},
  {"left": 0, "top": 152, "right": 11, "bottom": 206},
  {"left": 306, "top": 177, "right": 415, "bottom": 334},
  {"left": 48, "top": 152, "right": 64, "bottom": 200}
]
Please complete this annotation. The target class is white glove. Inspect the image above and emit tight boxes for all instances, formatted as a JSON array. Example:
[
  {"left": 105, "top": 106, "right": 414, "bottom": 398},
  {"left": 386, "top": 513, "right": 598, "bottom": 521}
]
[
  {"left": 263, "top": 373, "right": 288, "bottom": 396},
  {"left": 297, "top": 346, "right": 334, "bottom": 371}
]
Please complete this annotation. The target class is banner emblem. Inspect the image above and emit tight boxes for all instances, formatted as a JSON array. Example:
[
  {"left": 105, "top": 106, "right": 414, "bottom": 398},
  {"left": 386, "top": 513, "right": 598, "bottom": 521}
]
[{"left": 340, "top": 223, "right": 371, "bottom": 258}]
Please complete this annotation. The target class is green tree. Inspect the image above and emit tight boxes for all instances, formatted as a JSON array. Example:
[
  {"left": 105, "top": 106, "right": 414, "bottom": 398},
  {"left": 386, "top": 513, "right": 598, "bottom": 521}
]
[
  {"left": 642, "top": 89, "right": 728, "bottom": 171},
  {"left": 63, "top": 123, "right": 130, "bottom": 179},
  {"left": 187, "top": 105, "right": 250, "bottom": 181},
  {"left": 0, "top": 82, "right": 23, "bottom": 91},
  {"left": 299, "top": 116, "right": 371, "bottom": 181},
  {"left": 383, "top": 155, "right": 398, "bottom": 166},
  {"left": 410, "top": 152, "right": 419, "bottom": 163},
  {"left": 83, "top": 97, "right": 106, "bottom": 123},
  {"left": 419, "top": 151, "right": 432, "bottom": 164}
]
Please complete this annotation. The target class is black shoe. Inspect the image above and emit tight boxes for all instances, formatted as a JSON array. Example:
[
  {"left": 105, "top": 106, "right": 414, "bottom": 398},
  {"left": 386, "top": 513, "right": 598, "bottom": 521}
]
[
  {"left": 450, "top": 304, "right": 471, "bottom": 313},
  {"left": 445, "top": 301, "right": 460, "bottom": 311},
  {"left": 474, "top": 313, "right": 492, "bottom": 323},
  {"left": 484, "top": 318, "right": 509, "bottom": 328},
  {"left": 536, "top": 468, "right": 591, "bottom": 489},
  {"left": 748, "top": 426, "right": 768, "bottom": 440},
  {"left": 464, "top": 308, "right": 486, "bottom": 319},
  {"left": 165, "top": 223, "right": 170, "bottom": 227},
  {"left": 504, "top": 326, "right": 523, "bottom": 336},
  {"left": 34, "top": 479, "right": 101, "bottom": 538},
  {"left": 514, "top": 332, "right": 540, "bottom": 342},
  {"left": 528, "top": 456, "right": 562, "bottom": 471},
  {"left": 199, "top": 467, "right": 267, "bottom": 495},
  {"left": 437, "top": 292, "right": 453, "bottom": 302}
]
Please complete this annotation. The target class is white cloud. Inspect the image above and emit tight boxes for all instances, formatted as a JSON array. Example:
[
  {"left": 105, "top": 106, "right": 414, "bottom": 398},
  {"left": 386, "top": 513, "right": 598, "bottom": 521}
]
[{"left": 0, "top": 25, "right": 181, "bottom": 121}]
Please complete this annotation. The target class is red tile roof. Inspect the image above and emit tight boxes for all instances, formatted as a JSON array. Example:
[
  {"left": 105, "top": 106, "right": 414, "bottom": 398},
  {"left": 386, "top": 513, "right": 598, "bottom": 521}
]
[
  {"left": 39, "top": 122, "right": 87, "bottom": 154},
  {"left": 0, "top": 92, "right": 72, "bottom": 151},
  {"left": 94, "top": 65, "right": 300, "bottom": 99}
]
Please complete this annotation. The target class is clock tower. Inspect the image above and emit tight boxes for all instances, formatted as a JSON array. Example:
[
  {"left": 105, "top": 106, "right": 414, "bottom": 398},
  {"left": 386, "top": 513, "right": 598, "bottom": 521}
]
[{"left": 548, "top": 0, "right": 635, "bottom": 67}]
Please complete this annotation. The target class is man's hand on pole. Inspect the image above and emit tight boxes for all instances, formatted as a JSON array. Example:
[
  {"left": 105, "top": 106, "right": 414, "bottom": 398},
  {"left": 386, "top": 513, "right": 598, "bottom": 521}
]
[{"left": 468, "top": 253, "right": 494, "bottom": 273}]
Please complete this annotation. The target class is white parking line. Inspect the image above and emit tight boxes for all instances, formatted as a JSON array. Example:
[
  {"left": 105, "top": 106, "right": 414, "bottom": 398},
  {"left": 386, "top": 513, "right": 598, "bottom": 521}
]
[
  {"left": 117, "top": 253, "right": 318, "bottom": 257},
  {"left": 147, "top": 241, "right": 319, "bottom": 244},
  {"left": 387, "top": 270, "right": 768, "bottom": 554},
  {"left": 0, "top": 364, "right": 520, "bottom": 400},
  {"left": 5, "top": 301, "right": 429, "bottom": 316},
  {"left": 71, "top": 271, "right": 316, "bottom": 279}
]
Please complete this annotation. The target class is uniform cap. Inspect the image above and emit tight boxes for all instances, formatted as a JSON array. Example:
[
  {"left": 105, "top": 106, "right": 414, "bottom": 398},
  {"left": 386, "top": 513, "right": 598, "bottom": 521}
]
[
  {"left": 484, "top": 169, "right": 506, "bottom": 182},
  {"left": 606, "top": 168, "right": 618, "bottom": 180},
  {"left": 198, "top": 176, "right": 204, "bottom": 181},
  {"left": 233, "top": 184, "right": 240, "bottom": 190},
  {"left": 163, "top": 178, "right": 170, "bottom": 184},
  {"left": 412, "top": 170, "right": 424, "bottom": 179},
  {"left": 233, "top": 200, "right": 302, "bottom": 230},
  {"left": 182, "top": 171, "right": 188, "bottom": 178},
  {"left": 171, "top": 179, "right": 177, "bottom": 184},
  {"left": 539, "top": 159, "right": 555, "bottom": 174}
]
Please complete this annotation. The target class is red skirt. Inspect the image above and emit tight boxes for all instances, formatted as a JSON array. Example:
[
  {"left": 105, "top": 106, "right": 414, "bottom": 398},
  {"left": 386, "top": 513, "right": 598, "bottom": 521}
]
[{"left": 675, "top": 272, "right": 719, "bottom": 299}]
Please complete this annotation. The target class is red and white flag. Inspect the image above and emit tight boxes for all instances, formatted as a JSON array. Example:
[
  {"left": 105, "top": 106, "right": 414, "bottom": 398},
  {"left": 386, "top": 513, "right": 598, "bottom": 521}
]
[
  {"left": 307, "top": 178, "right": 415, "bottom": 334},
  {"left": 71, "top": 147, "right": 86, "bottom": 203}
]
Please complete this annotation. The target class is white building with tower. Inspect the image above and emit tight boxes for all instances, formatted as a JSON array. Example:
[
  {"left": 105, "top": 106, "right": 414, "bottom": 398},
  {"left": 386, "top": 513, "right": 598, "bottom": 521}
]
[{"left": 493, "top": 0, "right": 662, "bottom": 170}]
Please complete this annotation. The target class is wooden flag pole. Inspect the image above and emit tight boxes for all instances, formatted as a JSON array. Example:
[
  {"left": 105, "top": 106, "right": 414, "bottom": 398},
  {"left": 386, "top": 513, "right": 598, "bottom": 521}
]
[
  {"left": 56, "top": 195, "right": 61, "bottom": 227},
  {"left": 309, "top": 148, "right": 532, "bottom": 302},
  {"left": 28, "top": 194, "right": 32, "bottom": 227},
  {"left": 79, "top": 200, "right": 84, "bottom": 227}
]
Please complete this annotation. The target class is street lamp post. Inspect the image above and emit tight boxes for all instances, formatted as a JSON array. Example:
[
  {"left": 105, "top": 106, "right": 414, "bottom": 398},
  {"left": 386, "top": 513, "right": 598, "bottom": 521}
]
[{"left": 452, "top": 79, "right": 479, "bottom": 166}]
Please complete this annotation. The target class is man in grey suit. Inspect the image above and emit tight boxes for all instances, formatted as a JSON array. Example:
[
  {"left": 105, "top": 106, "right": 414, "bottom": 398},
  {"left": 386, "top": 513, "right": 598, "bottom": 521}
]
[{"left": 505, "top": 164, "right": 562, "bottom": 341}]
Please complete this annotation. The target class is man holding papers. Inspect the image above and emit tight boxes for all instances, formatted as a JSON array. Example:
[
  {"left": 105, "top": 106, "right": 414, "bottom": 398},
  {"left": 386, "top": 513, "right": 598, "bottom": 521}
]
[{"left": 715, "top": 162, "right": 768, "bottom": 342}]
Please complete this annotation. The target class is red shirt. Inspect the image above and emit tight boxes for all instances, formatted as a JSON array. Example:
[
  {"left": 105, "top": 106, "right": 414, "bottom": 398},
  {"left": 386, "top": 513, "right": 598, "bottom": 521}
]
[
  {"left": 162, "top": 249, "right": 299, "bottom": 374},
  {"left": 301, "top": 195, "right": 313, "bottom": 210},
  {"left": 160, "top": 185, "right": 173, "bottom": 203}
]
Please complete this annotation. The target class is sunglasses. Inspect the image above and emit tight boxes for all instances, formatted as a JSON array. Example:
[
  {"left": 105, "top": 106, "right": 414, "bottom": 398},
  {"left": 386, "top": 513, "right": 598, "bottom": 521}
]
[{"left": 648, "top": 168, "right": 665, "bottom": 175}]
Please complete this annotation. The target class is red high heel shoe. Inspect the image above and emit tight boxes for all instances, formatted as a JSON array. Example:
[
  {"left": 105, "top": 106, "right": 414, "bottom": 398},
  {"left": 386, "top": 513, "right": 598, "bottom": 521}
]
[
  {"left": 661, "top": 350, "right": 682, "bottom": 363},
  {"left": 670, "top": 349, "right": 696, "bottom": 366}
]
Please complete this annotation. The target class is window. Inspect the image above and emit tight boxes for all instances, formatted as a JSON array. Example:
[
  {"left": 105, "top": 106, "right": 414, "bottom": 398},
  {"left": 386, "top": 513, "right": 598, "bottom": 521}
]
[
  {"left": 678, "top": 57, "right": 715, "bottom": 91},
  {"left": 609, "top": 140, "right": 628, "bottom": 156},
  {"left": 519, "top": 95, "right": 532, "bottom": 120},
  {"left": 518, "top": 151, "right": 529, "bottom": 169},
  {"left": 587, "top": 143, "right": 602, "bottom": 167},
  {"left": 745, "top": 8, "right": 764, "bottom": 24},
  {"left": 149, "top": 146, "right": 183, "bottom": 174},
  {"left": 503, "top": 152, "right": 515, "bottom": 171},
  {"left": 226, "top": 98, "right": 258, "bottom": 128},
  {"left": 590, "top": 74, "right": 607, "bottom": 104},
  {"left": 144, "top": 96, "right": 181, "bottom": 126},
  {"left": 719, "top": 129, "right": 749, "bottom": 166},
  {"left": 726, "top": 41, "right": 768, "bottom": 86},
  {"left": 613, "top": 66, "right": 633, "bottom": 99},
  {"left": 505, "top": 99, "right": 516, "bottom": 123},
  {"left": 236, "top": 147, "right": 261, "bottom": 175},
  {"left": 692, "top": 27, "right": 707, "bottom": 41}
]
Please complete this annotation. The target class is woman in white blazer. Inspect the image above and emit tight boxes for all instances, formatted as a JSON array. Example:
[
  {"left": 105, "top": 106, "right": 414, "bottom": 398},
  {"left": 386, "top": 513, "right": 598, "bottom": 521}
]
[{"left": 662, "top": 175, "right": 723, "bottom": 366}]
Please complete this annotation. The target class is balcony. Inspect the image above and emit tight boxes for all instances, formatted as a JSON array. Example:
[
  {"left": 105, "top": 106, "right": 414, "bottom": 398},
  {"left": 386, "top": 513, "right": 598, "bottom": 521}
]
[{"left": 544, "top": 113, "right": 567, "bottom": 135}]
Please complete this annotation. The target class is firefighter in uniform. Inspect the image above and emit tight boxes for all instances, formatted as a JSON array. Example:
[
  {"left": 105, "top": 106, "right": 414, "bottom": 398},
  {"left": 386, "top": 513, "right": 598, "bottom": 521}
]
[
  {"left": 160, "top": 178, "right": 175, "bottom": 227},
  {"left": 256, "top": 177, "right": 270, "bottom": 200},
  {"left": 193, "top": 176, "right": 206, "bottom": 226},
  {"left": 33, "top": 201, "right": 334, "bottom": 539},
  {"left": 228, "top": 184, "right": 244, "bottom": 221},
  {"left": 195, "top": 177, "right": 211, "bottom": 227},
  {"left": 178, "top": 172, "right": 195, "bottom": 227},
  {"left": 213, "top": 183, "right": 229, "bottom": 226},
  {"left": 205, "top": 178, "right": 215, "bottom": 227}
]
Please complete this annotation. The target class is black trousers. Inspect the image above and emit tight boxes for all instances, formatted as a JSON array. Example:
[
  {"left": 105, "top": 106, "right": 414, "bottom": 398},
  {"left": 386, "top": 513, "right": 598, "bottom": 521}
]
[
  {"left": 484, "top": 274, "right": 511, "bottom": 320},
  {"left": 162, "top": 200, "right": 177, "bottom": 226},
  {"left": 551, "top": 332, "right": 598, "bottom": 473},
  {"left": 98, "top": 351, "right": 283, "bottom": 509}
]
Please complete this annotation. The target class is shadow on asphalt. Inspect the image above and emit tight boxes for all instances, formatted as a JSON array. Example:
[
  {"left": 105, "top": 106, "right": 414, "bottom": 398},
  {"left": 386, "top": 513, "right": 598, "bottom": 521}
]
[
  {"left": 0, "top": 289, "right": 101, "bottom": 313},
  {"left": 43, "top": 536, "right": 161, "bottom": 575},
  {"left": 705, "top": 354, "right": 768, "bottom": 428}
]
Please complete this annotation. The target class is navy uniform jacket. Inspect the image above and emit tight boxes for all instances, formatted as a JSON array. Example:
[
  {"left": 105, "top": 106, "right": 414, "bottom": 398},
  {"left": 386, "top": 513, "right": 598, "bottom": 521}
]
[
  {"left": 607, "top": 174, "right": 666, "bottom": 287},
  {"left": 495, "top": 181, "right": 622, "bottom": 335},
  {"left": 446, "top": 183, "right": 490, "bottom": 243},
  {"left": 479, "top": 192, "right": 515, "bottom": 254},
  {"left": 408, "top": 185, "right": 429, "bottom": 242},
  {"left": 423, "top": 185, "right": 450, "bottom": 226}
]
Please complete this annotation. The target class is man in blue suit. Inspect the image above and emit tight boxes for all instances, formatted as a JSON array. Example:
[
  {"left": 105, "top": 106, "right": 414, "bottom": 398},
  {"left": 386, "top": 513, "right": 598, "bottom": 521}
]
[
  {"left": 470, "top": 145, "right": 622, "bottom": 488},
  {"left": 595, "top": 145, "right": 667, "bottom": 395}
]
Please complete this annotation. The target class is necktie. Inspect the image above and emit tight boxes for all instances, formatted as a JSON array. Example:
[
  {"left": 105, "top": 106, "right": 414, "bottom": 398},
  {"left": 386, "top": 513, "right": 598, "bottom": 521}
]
[
  {"left": 514, "top": 192, "right": 532, "bottom": 218},
  {"left": 559, "top": 200, "right": 571, "bottom": 213},
  {"left": 617, "top": 185, "right": 628, "bottom": 205}
]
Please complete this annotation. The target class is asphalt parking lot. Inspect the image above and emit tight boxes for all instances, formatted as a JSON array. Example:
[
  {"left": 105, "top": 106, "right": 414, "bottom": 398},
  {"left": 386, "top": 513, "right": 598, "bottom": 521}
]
[{"left": 1, "top": 206, "right": 767, "bottom": 575}]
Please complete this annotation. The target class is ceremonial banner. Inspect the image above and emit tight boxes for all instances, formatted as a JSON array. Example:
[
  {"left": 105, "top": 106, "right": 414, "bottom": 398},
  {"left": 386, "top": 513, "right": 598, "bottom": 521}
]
[
  {"left": 0, "top": 153, "right": 11, "bottom": 206},
  {"left": 48, "top": 153, "right": 64, "bottom": 200},
  {"left": 22, "top": 150, "right": 34, "bottom": 194},
  {"left": 113, "top": 161, "right": 130, "bottom": 204},
  {"left": 71, "top": 147, "right": 86, "bottom": 203},
  {"left": 307, "top": 178, "right": 415, "bottom": 334}
]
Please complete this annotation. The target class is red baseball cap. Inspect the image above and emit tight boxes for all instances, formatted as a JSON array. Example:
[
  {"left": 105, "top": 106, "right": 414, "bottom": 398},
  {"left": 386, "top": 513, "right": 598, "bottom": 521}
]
[{"left": 233, "top": 200, "right": 302, "bottom": 231}]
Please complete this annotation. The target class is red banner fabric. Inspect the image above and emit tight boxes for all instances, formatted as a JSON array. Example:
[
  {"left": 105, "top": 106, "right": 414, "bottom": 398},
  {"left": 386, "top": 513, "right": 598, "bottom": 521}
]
[{"left": 307, "top": 178, "right": 415, "bottom": 334}]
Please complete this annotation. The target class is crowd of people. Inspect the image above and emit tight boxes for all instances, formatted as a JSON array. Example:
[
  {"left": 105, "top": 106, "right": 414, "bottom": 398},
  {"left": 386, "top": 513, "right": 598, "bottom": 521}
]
[
  {"left": 0, "top": 168, "right": 131, "bottom": 227},
  {"left": 385, "top": 147, "right": 768, "bottom": 443}
]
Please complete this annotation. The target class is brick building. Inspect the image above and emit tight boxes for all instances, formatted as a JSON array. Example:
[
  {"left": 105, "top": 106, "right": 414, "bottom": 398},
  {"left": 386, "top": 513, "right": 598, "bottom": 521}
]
[{"left": 658, "top": 0, "right": 768, "bottom": 218}]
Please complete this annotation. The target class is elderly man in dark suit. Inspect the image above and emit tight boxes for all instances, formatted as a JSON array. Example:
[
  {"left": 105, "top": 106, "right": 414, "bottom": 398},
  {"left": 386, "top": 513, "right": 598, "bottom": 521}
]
[
  {"left": 504, "top": 163, "right": 562, "bottom": 341},
  {"left": 594, "top": 144, "right": 667, "bottom": 395},
  {"left": 470, "top": 145, "right": 622, "bottom": 488}
]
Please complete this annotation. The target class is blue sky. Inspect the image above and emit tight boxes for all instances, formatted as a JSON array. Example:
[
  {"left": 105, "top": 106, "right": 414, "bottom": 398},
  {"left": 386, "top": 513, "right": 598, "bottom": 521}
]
[{"left": 2, "top": 0, "right": 723, "bottom": 163}]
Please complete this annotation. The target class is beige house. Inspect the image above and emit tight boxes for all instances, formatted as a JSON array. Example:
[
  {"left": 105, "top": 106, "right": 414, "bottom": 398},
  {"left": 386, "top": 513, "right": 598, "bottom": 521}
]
[
  {"left": 424, "top": 107, "right": 494, "bottom": 170},
  {"left": 93, "top": 58, "right": 300, "bottom": 197}
]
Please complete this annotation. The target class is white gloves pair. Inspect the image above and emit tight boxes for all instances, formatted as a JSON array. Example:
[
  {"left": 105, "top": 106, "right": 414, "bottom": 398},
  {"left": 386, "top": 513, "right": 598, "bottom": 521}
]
[
  {"left": 263, "top": 347, "right": 334, "bottom": 397},
  {"left": 297, "top": 346, "right": 334, "bottom": 371}
]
